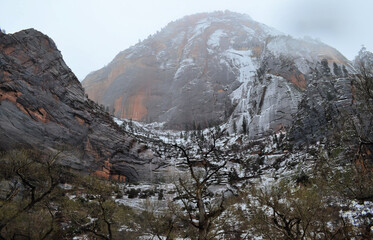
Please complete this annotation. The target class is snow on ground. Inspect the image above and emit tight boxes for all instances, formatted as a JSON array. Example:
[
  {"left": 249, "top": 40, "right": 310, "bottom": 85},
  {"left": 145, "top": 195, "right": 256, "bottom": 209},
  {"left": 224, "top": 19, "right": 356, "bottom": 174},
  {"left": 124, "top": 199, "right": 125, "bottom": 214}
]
[
  {"left": 341, "top": 200, "right": 373, "bottom": 227},
  {"left": 116, "top": 114, "right": 299, "bottom": 192},
  {"left": 140, "top": 237, "right": 190, "bottom": 240},
  {"left": 111, "top": 116, "right": 373, "bottom": 237},
  {"left": 113, "top": 117, "right": 124, "bottom": 126},
  {"left": 115, "top": 182, "right": 174, "bottom": 211}
]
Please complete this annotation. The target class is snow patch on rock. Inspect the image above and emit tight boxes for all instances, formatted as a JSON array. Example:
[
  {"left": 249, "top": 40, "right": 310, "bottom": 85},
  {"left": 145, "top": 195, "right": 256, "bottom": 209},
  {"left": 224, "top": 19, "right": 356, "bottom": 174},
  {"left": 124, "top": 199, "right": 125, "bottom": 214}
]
[{"left": 207, "top": 29, "right": 226, "bottom": 48}]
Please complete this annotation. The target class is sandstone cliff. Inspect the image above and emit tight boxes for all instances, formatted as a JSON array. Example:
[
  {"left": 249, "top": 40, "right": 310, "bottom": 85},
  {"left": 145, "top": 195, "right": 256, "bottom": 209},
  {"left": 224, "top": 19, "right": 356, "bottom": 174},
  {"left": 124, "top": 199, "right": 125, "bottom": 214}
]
[
  {"left": 82, "top": 11, "right": 350, "bottom": 139},
  {"left": 0, "top": 29, "right": 156, "bottom": 182}
]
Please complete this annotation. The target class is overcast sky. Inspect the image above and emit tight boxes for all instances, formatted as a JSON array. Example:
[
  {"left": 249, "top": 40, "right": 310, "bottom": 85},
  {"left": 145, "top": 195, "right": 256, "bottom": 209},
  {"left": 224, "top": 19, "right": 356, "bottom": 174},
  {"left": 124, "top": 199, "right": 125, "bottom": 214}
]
[{"left": 1, "top": 0, "right": 372, "bottom": 80}]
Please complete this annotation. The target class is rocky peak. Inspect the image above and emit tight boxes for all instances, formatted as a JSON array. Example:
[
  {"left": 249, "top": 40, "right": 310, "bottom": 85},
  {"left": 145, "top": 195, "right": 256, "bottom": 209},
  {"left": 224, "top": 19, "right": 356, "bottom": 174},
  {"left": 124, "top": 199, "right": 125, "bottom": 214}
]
[
  {"left": 0, "top": 29, "right": 156, "bottom": 182},
  {"left": 82, "top": 11, "right": 350, "bottom": 139}
]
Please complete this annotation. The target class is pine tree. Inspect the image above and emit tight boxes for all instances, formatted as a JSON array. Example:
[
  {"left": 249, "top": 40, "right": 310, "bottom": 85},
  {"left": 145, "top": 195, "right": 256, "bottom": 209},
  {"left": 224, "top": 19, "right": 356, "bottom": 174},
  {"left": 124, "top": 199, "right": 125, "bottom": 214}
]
[
  {"left": 342, "top": 65, "right": 349, "bottom": 77},
  {"left": 333, "top": 63, "right": 342, "bottom": 77},
  {"left": 128, "top": 119, "right": 133, "bottom": 132},
  {"left": 321, "top": 59, "right": 331, "bottom": 75},
  {"left": 242, "top": 116, "right": 247, "bottom": 134}
]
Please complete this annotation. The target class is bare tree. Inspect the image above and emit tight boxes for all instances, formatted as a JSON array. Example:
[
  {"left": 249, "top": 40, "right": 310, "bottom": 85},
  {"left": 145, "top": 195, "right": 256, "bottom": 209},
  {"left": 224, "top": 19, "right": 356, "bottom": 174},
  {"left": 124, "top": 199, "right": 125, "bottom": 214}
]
[
  {"left": 247, "top": 178, "right": 353, "bottom": 240},
  {"left": 140, "top": 199, "right": 176, "bottom": 240},
  {"left": 171, "top": 129, "right": 235, "bottom": 240},
  {"left": 354, "top": 47, "right": 373, "bottom": 102}
]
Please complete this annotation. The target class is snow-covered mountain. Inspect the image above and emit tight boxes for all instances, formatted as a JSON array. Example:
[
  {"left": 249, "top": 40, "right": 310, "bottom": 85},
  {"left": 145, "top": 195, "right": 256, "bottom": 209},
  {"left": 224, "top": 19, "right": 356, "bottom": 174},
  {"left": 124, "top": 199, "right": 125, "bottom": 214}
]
[
  {"left": 82, "top": 11, "right": 350, "bottom": 139},
  {"left": 1, "top": 14, "right": 372, "bottom": 239}
]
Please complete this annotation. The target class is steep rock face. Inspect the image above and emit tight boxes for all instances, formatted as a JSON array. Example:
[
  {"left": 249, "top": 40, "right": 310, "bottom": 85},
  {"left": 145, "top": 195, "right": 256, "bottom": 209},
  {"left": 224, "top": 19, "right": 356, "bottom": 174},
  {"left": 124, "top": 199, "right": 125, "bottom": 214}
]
[
  {"left": 289, "top": 55, "right": 372, "bottom": 157},
  {"left": 83, "top": 11, "right": 350, "bottom": 138},
  {"left": 289, "top": 75, "right": 355, "bottom": 147},
  {"left": 0, "top": 29, "right": 156, "bottom": 182}
]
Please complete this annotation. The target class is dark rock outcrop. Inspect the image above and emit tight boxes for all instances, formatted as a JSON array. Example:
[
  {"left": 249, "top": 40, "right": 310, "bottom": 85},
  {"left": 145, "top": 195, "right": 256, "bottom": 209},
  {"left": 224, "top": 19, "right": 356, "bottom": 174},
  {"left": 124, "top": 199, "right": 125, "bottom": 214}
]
[
  {"left": 289, "top": 56, "right": 373, "bottom": 159},
  {"left": 0, "top": 29, "right": 155, "bottom": 182},
  {"left": 289, "top": 72, "right": 355, "bottom": 147}
]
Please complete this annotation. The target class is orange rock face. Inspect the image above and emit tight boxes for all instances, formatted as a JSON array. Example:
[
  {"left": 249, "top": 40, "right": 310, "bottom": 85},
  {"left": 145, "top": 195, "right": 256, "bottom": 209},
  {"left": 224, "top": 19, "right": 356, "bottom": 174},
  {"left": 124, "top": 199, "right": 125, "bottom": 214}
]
[
  {"left": 75, "top": 116, "right": 86, "bottom": 126},
  {"left": 121, "top": 88, "right": 148, "bottom": 120},
  {"left": 93, "top": 159, "right": 126, "bottom": 182},
  {"left": 0, "top": 89, "right": 50, "bottom": 123},
  {"left": 114, "top": 96, "right": 124, "bottom": 116},
  {"left": 32, "top": 107, "right": 49, "bottom": 123},
  {"left": 0, "top": 89, "right": 22, "bottom": 103},
  {"left": 113, "top": 87, "right": 149, "bottom": 121},
  {"left": 288, "top": 71, "right": 306, "bottom": 91}
]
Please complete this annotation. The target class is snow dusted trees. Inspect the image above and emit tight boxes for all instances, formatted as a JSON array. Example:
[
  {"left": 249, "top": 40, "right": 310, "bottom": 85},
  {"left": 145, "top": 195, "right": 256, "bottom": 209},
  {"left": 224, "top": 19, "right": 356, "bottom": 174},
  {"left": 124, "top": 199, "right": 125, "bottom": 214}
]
[
  {"left": 247, "top": 178, "right": 353, "bottom": 239},
  {"left": 0, "top": 149, "right": 138, "bottom": 240},
  {"left": 171, "top": 129, "right": 235, "bottom": 240},
  {"left": 354, "top": 46, "right": 373, "bottom": 111},
  {"left": 352, "top": 47, "right": 373, "bottom": 174}
]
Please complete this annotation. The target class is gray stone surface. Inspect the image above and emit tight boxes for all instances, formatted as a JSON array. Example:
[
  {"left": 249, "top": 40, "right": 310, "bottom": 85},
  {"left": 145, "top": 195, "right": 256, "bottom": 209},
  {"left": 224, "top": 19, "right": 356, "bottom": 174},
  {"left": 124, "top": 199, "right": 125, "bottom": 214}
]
[{"left": 0, "top": 29, "right": 155, "bottom": 182}]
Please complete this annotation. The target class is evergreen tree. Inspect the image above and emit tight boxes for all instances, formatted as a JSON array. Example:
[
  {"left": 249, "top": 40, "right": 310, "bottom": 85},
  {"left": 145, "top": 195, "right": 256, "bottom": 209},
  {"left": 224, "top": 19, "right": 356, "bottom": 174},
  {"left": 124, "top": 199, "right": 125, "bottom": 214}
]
[
  {"left": 184, "top": 131, "right": 188, "bottom": 141},
  {"left": 333, "top": 62, "right": 342, "bottom": 77},
  {"left": 342, "top": 65, "right": 349, "bottom": 77},
  {"left": 196, "top": 124, "right": 202, "bottom": 139},
  {"left": 320, "top": 59, "right": 331, "bottom": 75},
  {"left": 128, "top": 119, "right": 133, "bottom": 132},
  {"left": 242, "top": 116, "right": 247, "bottom": 134}
]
